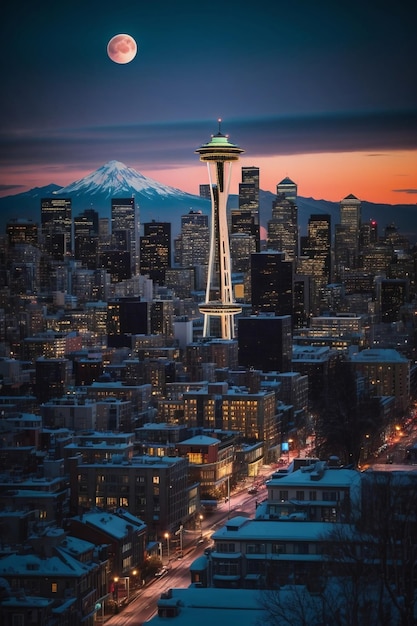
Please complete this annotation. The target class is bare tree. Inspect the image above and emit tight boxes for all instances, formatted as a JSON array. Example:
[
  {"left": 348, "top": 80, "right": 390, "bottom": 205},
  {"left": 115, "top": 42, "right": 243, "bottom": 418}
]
[{"left": 257, "top": 579, "right": 388, "bottom": 626}]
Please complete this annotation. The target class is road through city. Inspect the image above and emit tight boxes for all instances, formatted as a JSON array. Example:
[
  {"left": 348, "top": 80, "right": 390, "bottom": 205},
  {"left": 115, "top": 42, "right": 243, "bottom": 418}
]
[{"left": 105, "top": 477, "right": 269, "bottom": 625}]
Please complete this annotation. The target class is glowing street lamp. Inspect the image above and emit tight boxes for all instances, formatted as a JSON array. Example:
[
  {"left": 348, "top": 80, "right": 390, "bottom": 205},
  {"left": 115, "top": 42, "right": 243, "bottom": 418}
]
[
  {"left": 164, "top": 532, "right": 170, "bottom": 563},
  {"left": 113, "top": 576, "right": 119, "bottom": 604}
]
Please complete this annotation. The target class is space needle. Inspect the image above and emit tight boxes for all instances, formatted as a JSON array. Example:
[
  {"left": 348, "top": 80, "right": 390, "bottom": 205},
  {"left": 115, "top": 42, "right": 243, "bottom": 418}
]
[{"left": 196, "top": 121, "right": 244, "bottom": 340}]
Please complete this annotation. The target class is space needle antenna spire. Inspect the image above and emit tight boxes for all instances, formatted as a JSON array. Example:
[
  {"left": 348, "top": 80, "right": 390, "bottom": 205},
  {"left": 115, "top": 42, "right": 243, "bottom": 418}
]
[{"left": 195, "top": 122, "right": 244, "bottom": 340}]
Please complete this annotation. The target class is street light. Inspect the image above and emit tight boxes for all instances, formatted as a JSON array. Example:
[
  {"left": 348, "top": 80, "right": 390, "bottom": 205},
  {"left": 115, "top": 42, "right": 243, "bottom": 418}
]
[
  {"left": 164, "top": 532, "right": 170, "bottom": 563},
  {"left": 113, "top": 576, "right": 119, "bottom": 604},
  {"left": 199, "top": 514, "right": 203, "bottom": 538}
]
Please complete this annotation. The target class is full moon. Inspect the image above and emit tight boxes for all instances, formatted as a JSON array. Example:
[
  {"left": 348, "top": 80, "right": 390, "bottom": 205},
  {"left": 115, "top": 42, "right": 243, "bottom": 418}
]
[{"left": 107, "top": 34, "right": 137, "bottom": 64}]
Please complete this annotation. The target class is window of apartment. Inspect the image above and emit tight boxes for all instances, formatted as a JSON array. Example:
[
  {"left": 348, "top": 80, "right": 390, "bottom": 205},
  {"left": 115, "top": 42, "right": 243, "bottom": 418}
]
[
  {"left": 107, "top": 497, "right": 117, "bottom": 507},
  {"left": 322, "top": 491, "right": 337, "bottom": 501},
  {"left": 296, "top": 491, "right": 305, "bottom": 501},
  {"left": 12, "top": 615, "right": 24, "bottom": 626},
  {"left": 153, "top": 476, "right": 160, "bottom": 484},
  {"left": 279, "top": 490, "right": 288, "bottom": 501},
  {"left": 272, "top": 543, "right": 286, "bottom": 554},
  {"left": 217, "top": 542, "right": 235, "bottom": 553},
  {"left": 246, "top": 543, "right": 266, "bottom": 554},
  {"left": 295, "top": 543, "right": 309, "bottom": 554},
  {"left": 51, "top": 582, "right": 58, "bottom": 593},
  {"left": 309, "top": 491, "right": 317, "bottom": 500},
  {"left": 216, "top": 561, "right": 239, "bottom": 576}
]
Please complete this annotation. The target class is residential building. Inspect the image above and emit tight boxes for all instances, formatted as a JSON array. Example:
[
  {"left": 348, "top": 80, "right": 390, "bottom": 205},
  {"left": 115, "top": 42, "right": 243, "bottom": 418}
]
[
  {"left": 68, "top": 452, "right": 190, "bottom": 539},
  {"left": 349, "top": 348, "right": 410, "bottom": 413}
]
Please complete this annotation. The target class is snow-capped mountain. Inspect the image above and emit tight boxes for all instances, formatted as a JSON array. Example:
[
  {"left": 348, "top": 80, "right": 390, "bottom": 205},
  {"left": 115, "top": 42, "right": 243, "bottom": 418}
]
[{"left": 53, "top": 160, "right": 198, "bottom": 201}]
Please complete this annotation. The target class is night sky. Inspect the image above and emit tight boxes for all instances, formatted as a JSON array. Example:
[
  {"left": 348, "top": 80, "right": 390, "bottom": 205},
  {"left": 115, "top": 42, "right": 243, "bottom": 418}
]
[{"left": 1, "top": 0, "right": 416, "bottom": 203}]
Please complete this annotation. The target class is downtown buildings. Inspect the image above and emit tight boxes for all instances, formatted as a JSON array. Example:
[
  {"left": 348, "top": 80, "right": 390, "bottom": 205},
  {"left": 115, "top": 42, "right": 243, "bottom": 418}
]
[{"left": 0, "top": 141, "right": 416, "bottom": 623}]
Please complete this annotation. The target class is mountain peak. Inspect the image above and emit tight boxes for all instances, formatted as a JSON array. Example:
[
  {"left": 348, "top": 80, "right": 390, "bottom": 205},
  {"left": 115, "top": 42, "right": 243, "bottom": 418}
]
[{"left": 52, "top": 160, "right": 195, "bottom": 200}]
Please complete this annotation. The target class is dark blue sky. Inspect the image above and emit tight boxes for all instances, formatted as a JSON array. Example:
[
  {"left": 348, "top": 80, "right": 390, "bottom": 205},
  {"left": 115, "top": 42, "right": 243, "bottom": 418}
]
[{"left": 1, "top": 0, "right": 416, "bottom": 202}]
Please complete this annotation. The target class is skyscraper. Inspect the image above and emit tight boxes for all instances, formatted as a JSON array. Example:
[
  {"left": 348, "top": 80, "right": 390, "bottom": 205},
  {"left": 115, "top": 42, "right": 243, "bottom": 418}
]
[
  {"left": 238, "top": 166, "right": 260, "bottom": 251},
  {"left": 267, "top": 178, "right": 298, "bottom": 261},
  {"left": 41, "top": 197, "right": 72, "bottom": 259},
  {"left": 111, "top": 197, "right": 138, "bottom": 274},
  {"left": 250, "top": 251, "right": 293, "bottom": 317},
  {"left": 74, "top": 209, "right": 99, "bottom": 269},
  {"left": 277, "top": 176, "right": 297, "bottom": 203},
  {"left": 178, "top": 210, "right": 210, "bottom": 268},
  {"left": 334, "top": 193, "right": 361, "bottom": 280},
  {"left": 140, "top": 221, "right": 171, "bottom": 284},
  {"left": 195, "top": 122, "right": 244, "bottom": 340},
  {"left": 298, "top": 213, "right": 332, "bottom": 312}
]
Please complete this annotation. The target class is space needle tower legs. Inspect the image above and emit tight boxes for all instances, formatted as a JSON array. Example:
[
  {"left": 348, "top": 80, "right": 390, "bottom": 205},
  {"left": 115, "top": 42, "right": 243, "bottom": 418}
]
[{"left": 196, "top": 120, "right": 244, "bottom": 340}]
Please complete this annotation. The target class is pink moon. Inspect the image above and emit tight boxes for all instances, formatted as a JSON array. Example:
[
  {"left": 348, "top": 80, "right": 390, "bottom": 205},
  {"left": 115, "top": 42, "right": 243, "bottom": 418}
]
[{"left": 107, "top": 34, "right": 137, "bottom": 64}]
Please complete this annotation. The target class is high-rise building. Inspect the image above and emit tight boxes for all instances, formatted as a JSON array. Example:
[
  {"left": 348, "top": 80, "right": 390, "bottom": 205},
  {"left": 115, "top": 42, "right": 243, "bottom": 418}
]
[
  {"left": 74, "top": 209, "right": 99, "bottom": 269},
  {"left": 250, "top": 251, "right": 293, "bottom": 317},
  {"left": 267, "top": 193, "right": 298, "bottom": 261},
  {"left": 111, "top": 197, "right": 138, "bottom": 273},
  {"left": 230, "top": 208, "right": 260, "bottom": 270},
  {"left": 7, "top": 219, "right": 38, "bottom": 247},
  {"left": 334, "top": 193, "right": 361, "bottom": 280},
  {"left": 298, "top": 214, "right": 332, "bottom": 313},
  {"left": 41, "top": 197, "right": 72, "bottom": 259},
  {"left": 277, "top": 176, "right": 297, "bottom": 204},
  {"left": 107, "top": 296, "right": 149, "bottom": 347},
  {"left": 140, "top": 221, "right": 171, "bottom": 284},
  {"left": 195, "top": 122, "right": 244, "bottom": 339},
  {"left": 238, "top": 166, "right": 260, "bottom": 251},
  {"left": 177, "top": 210, "right": 209, "bottom": 269},
  {"left": 230, "top": 231, "right": 257, "bottom": 273},
  {"left": 375, "top": 277, "right": 408, "bottom": 323},
  {"left": 304, "top": 214, "right": 331, "bottom": 281},
  {"left": 238, "top": 314, "right": 293, "bottom": 372},
  {"left": 199, "top": 184, "right": 211, "bottom": 199},
  {"left": 360, "top": 218, "right": 378, "bottom": 248}
]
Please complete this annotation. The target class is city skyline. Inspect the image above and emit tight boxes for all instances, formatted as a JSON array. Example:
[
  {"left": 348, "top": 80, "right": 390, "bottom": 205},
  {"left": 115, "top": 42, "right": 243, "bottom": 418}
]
[{"left": 1, "top": 1, "right": 416, "bottom": 205}]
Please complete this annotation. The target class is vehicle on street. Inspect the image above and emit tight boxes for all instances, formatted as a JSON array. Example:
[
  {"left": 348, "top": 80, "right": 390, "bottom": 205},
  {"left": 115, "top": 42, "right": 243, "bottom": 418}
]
[{"left": 155, "top": 566, "right": 169, "bottom": 578}]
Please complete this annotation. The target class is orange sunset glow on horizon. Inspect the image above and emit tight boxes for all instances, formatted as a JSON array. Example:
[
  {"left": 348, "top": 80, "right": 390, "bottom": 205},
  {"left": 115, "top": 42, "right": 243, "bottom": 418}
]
[{"left": 1, "top": 149, "right": 416, "bottom": 207}]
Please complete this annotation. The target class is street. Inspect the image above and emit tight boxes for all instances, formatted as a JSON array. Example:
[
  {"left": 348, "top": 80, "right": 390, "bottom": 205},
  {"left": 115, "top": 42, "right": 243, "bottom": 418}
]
[{"left": 105, "top": 477, "right": 269, "bottom": 625}]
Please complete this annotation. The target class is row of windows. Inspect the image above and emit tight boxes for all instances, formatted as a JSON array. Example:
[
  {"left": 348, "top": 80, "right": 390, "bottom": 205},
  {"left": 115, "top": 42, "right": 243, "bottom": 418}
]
[
  {"left": 79, "top": 474, "right": 160, "bottom": 484},
  {"left": 275, "top": 490, "right": 338, "bottom": 501},
  {"left": 215, "top": 542, "right": 318, "bottom": 556}
]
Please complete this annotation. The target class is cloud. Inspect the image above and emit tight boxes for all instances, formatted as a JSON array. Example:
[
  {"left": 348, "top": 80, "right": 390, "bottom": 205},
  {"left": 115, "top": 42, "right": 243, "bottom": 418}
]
[
  {"left": 392, "top": 189, "right": 417, "bottom": 194},
  {"left": 1, "top": 110, "right": 416, "bottom": 174},
  {"left": 0, "top": 184, "right": 26, "bottom": 193}
]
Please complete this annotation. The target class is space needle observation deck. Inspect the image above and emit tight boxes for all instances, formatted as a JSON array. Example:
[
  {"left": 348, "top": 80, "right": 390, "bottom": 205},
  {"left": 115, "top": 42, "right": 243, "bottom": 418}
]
[{"left": 195, "top": 121, "right": 244, "bottom": 340}]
